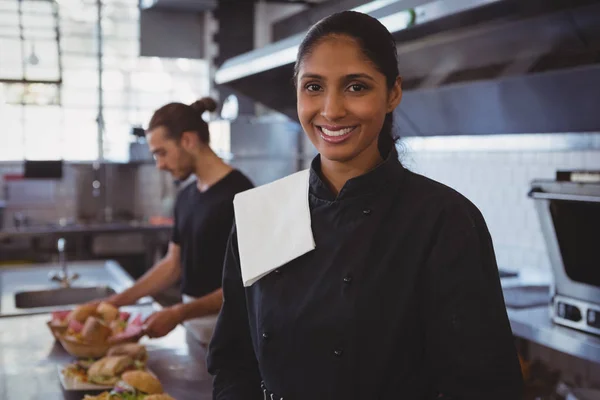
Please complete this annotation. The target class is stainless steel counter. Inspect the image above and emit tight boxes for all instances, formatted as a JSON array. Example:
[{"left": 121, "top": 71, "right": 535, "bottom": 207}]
[
  {"left": 0, "top": 307, "right": 212, "bottom": 400},
  {"left": 501, "top": 270, "right": 600, "bottom": 365},
  {"left": 508, "top": 305, "right": 600, "bottom": 365},
  {"left": 0, "top": 260, "right": 210, "bottom": 399}
]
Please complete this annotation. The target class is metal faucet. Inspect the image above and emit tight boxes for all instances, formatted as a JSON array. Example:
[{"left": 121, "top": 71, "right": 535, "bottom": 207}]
[{"left": 49, "top": 237, "right": 79, "bottom": 287}]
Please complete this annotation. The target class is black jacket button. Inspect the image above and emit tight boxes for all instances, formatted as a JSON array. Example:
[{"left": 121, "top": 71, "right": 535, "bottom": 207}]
[
  {"left": 343, "top": 275, "right": 352, "bottom": 284},
  {"left": 262, "top": 332, "right": 270, "bottom": 341},
  {"left": 363, "top": 209, "right": 372, "bottom": 216},
  {"left": 333, "top": 349, "right": 344, "bottom": 357}
]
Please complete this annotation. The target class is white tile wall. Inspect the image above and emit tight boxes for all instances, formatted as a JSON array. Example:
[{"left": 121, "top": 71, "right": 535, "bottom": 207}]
[{"left": 404, "top": 149, "right": 600, "bottom": 273}]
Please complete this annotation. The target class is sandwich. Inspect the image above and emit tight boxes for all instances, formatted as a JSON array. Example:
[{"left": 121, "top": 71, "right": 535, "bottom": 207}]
[
  {"left": 97, "top": 302, "right": 119, "bottom": 323},
  {"left": 107, "top": 311, "right": 134, "bottom": 335},
  {"left": 114, "top": 371, "right": 163, "bottom": 396},
  {"left": 62, "top": 358, "right": 95, "bottom": 383},
  {"left": 62, "top": 319, "right": 85, "bottom": 342},
  {"left": 83, "top": 394, "right": 176, "bottom": 400},
  {"left": 84, "top": 371, "right": 165, "bottom": 399},
  {"left": 87, "top": 355, "right": 134, "bottom": 386},
  {"left": 81, "top": 316, "right": 112, "bottom": 344},
  {"left": 83, "top": 391, "right": 176, "bottom": 400},
  {"left": 108, "top": 343, "right": 148, "bottom": 365},
  {"left": 66, "top": 303, "right": 97, "bottom": 323}
]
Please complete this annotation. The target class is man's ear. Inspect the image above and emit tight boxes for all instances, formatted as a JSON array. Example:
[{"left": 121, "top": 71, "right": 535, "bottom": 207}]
[{"left": 180, "top": 131, "right": 197, "bottom": 150}]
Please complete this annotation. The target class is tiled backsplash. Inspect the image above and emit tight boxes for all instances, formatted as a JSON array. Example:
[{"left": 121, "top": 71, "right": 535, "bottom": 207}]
[
  {"left": 0, "top": 163, "right": 175, "bottom": 227},
  {"left": 133, "top": 164, "right": 178, "bottom": 218},
  {"left": 403, "top": 149, "right": 600, "bottom": 273}
]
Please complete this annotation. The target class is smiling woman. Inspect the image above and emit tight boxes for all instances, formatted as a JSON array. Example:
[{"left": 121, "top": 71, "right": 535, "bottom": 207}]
[
  {"left": 294, "top": 12, "right": 401, "bottom": 174},
  {"left": 294, "top": 16, "right": 402, "bottom": 194},
  {"left": 208, "top": 11, "right": 523, "bottom": 400}
]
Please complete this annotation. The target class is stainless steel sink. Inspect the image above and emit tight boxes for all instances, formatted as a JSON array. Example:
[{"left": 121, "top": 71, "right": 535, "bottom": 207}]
[
  {"left": 0, "top": 260, "right": 153, "bottom": 317},
  {"left": 14, "top": 286, "right": 117, "bottom": 309}
]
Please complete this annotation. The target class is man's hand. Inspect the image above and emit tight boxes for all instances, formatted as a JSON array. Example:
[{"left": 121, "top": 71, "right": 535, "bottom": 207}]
[{"left": 143, "top": 306, "right": 184, "bottom": 338}]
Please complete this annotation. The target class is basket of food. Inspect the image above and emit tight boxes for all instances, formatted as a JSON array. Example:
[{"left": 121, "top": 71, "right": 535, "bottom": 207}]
[
  {"left": 47, "top": 310, "right": 72, "bottom": 339},
  {"left": 50, "top": 302, "right": 145, "bottom": 359}
]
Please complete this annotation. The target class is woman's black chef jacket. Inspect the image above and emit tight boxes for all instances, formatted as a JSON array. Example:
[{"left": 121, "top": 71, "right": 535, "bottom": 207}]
[{"left": 207, "top": 153, "right": 524, "bottom": 400}]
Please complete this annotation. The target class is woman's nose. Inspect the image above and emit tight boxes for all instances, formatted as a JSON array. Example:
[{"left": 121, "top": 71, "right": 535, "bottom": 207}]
[{"left": 321, "top": 92, "right": 346, "bottom": 120}]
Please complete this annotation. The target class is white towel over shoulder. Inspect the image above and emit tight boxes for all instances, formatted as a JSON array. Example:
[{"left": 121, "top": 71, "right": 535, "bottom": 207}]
[{"left": 233, "top": 169, "right": 315, "bottom": 287}]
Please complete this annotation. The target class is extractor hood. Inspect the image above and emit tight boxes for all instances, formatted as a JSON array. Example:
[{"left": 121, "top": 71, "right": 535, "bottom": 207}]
[{"left": 215, "top": 0, "right": 600, "bottom": 135}]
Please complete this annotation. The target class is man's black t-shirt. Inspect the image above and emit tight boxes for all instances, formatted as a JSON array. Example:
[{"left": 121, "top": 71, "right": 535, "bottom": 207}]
[{"left": 172, "top": 170, "right": 253, "bottom": 297}]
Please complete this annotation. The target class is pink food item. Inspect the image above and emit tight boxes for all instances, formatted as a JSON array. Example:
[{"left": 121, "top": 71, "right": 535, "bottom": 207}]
[
  {"left": 110, "top": 324, "right": 143, "bottom": 343},
  {"left": 68, "top": 319, "right": 84, "bottom": 333},
  {"left": 119, "top": 311, "right": 131, "bottom": 321},
  {"left": 52, "top": 310, "right": 71, "bottom": 322},
  {"left": 130, "top": 314, "right": 143, "bottom": 327}
]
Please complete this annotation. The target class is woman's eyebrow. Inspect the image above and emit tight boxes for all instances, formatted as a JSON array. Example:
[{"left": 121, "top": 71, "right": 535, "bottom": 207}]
[
  {"left": 344, "top": 73, "right": 376, "bottom": 82},
  {"left": 300, "top": 73, "right": 376, "bottom": 82},
  {"left": 299, "top": 73, "right": 324, "bottom": 80}
]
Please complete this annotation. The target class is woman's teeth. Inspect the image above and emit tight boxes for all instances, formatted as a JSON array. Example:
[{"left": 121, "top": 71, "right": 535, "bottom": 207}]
[{"left": 321, "top": 126, "right": 354, "bottom": 137}]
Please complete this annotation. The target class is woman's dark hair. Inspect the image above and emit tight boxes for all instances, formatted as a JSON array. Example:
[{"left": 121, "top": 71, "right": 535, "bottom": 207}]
[
  {"left": 294, "top": 11, "right": 400, "bottom": 158},
  {"left": 147, "top": 97, "right": 218, "bottom": 144}
]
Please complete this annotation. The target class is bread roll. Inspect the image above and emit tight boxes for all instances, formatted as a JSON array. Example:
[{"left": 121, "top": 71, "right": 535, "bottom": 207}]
[
  {"left": 146, "top": 395, "right": 176, "bottom": 400},
  {"left": 81, "top": 316, "right": 112, "bottom": 344},
  {"left": 66, "top": 304, "right": 97, "bottom": 323},
  {"left": 121, "top": 370, "right": 163, "bottom": 394},
  {"left": 87, "top": 355, "right": 133, "bottom": 385},
  {"left": 107, "top": 343, "right": 147, "bottom": 361},
  {"left": 96, "top": 302, "right": 119, "bottom": 322}
]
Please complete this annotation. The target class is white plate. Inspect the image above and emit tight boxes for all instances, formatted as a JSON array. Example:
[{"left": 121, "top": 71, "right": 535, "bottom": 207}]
[{"left": 57, "top": 364, "right": 154, "bottom": 391}]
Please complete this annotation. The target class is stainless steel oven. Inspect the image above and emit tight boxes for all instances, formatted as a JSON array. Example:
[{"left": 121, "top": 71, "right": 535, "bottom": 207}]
[{"left": 529, "top": 177, "right": 600, "bottom": 335}]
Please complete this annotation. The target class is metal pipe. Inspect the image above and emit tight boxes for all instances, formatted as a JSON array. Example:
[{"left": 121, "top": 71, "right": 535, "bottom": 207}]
[{"left": 96, "top": 0, "right": 104, "bottom": 161}]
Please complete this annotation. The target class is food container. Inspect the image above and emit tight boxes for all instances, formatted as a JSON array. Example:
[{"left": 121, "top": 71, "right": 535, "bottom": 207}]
[
  {"left": 46, "top": 321, "right": 68, "bottom": 340},
  {"left": 58, "top": 331, "right": 144, "bottom": 359}
]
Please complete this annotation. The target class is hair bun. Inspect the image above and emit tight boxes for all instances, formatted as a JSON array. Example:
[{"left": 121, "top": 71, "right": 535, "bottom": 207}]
[{"left": 190, "top": 97, "right": 218, "bottom": 113}]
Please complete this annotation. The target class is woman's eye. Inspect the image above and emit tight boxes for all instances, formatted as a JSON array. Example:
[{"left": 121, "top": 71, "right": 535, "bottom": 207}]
[
  {"left": 305, "top": 84, "right": 322, "bottom": 92},
  {"left": 348, "top": 84, "right": 366, "bottom": 92}
]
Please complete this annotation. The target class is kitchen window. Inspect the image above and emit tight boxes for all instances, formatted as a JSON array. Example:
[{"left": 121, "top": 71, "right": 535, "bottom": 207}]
[{"left": 0, "top": 0, "right": 209, "bottom": 162}]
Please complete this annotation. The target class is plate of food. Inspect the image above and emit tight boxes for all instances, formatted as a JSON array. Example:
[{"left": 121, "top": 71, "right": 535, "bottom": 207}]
[
  {"left": 59, "top": 344, "right": 149, "bottom": 391},
  {"left": 82, "top": 370, "right": 176, "bottom": 400},
  {"left": 52, "top": 302, "right": 146, "bottom": 358}
]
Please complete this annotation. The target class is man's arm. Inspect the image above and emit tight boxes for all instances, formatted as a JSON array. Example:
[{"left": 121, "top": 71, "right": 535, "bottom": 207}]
[
  {"left": 143, "top": 288, "right": 223, "bottom": 338},
  {"left": 108, "top": 242, "right": 182, "bottom": 307},
  {"left": 174, "top": 288, "right": 223, "bottom": 319}
]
